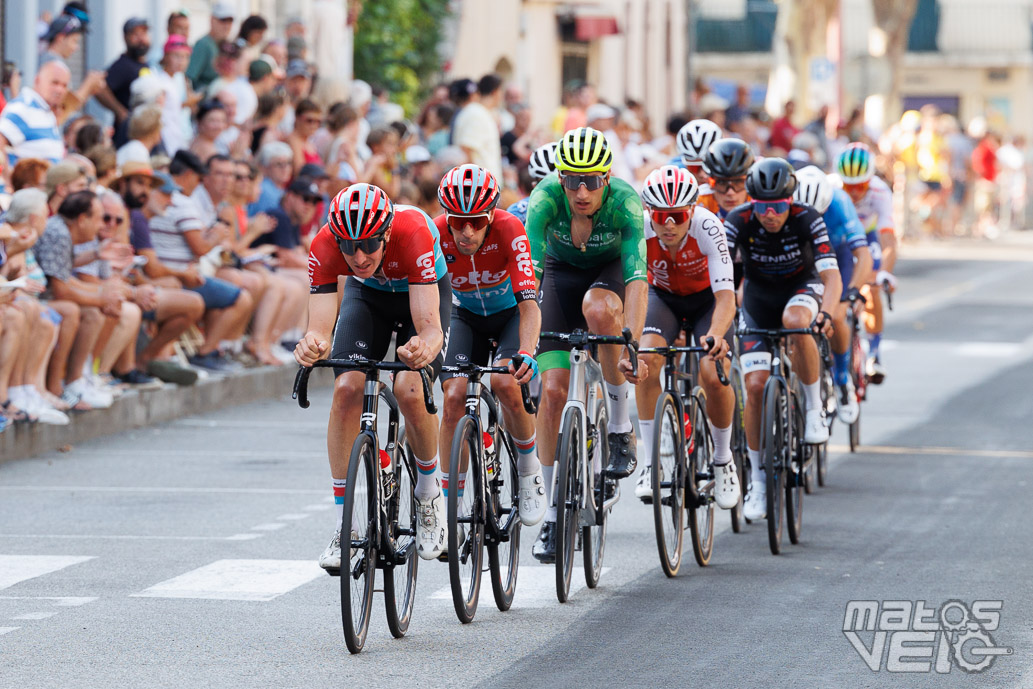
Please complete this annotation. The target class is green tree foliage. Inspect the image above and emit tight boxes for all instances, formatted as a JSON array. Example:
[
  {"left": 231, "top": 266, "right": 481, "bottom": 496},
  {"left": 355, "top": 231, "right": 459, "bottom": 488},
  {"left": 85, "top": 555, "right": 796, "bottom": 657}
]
[{"left": 353, "top": 0, "right": 452, "bottom": 115}]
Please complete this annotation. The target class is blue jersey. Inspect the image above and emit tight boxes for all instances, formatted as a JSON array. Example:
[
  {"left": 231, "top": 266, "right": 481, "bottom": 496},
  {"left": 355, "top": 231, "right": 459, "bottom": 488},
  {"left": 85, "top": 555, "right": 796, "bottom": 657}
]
[
  {"left": 506, "top": 197, "right": 529, "bottom": 224},
  {"left": 823, "top": 189, "right": 868, "bottom": 253}
]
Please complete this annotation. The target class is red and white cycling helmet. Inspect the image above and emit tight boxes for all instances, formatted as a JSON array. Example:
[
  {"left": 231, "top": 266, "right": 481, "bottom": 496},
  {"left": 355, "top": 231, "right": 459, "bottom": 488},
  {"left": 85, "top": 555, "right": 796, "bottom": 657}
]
[
  {"left": 327, "top": 183, "right": 394, "bottom": 240},
  {"left": 437, "top": 164, "right": 501, "bottom": 215},
  {"left": 641, "top": 165, "right": 701, "bottom": 209}
]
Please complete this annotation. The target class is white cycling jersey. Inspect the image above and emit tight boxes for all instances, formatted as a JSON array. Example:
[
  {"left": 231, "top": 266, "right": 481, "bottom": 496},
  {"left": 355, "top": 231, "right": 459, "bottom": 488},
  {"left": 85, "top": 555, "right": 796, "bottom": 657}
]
[
  {"left": 643, "top": 206, "right": 734, "bottom": 296},
  {"left": 830, "top": 173, "right": 894, "bottom": 234}
]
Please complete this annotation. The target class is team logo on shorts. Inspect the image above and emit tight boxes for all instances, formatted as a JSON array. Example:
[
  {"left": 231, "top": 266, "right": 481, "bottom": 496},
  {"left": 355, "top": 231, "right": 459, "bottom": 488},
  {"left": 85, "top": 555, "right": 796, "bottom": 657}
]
[
  {"left": 356, "top": 340, "right": 368, "bottom": 349},
  {"left": 456, "top": 353, "right": 468, "bottom": 362}
]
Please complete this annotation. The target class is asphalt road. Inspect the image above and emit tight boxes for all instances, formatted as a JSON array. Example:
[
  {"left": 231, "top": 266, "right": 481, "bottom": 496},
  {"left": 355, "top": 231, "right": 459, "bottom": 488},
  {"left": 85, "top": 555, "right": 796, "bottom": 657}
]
[{"left": 2, "top": 242, "right": 1032, "bottom": 688}]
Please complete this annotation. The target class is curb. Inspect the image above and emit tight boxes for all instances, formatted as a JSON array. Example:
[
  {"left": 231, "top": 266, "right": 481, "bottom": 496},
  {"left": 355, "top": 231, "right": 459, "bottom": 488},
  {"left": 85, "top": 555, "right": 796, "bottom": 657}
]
[{"left": 0, "top": 366, "right": 334, "bottom": 465}]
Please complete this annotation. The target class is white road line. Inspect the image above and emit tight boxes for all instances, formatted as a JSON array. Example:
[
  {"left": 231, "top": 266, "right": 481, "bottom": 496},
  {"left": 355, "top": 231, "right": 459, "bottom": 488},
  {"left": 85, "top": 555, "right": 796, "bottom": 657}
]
[
  {"left": 171, "top": 419, "right": 327, "bottom": 430},
  {"left": 0, "top": 627, "right": 19, "bottom": 635},
  {"left": 0, "top": 534, "right": 232, "bottom": 542},
  {"left": 131, "top": 559, "right": 323, "bottom": 602},
  {"left": 48, "top": 449, "right": 322, "bottom": 458},
  {"left": 226, "top": 534, "right": 263, "bottom": 541},
  {"left": 11, "top": 612, "right": 57, "bottom": 621},
  {"left": 0, "top": 486, "right": 323, "bottom": 495},
  {"left": 251, "top": 523, "right": 286, "bottom": 531},
  {"left": 0, "top": 596, "right": 97, "bottom": 607},
  {"left": 303, "top": 504, "right": 332, "bottom": 511},
  {"left": 275, "top": 514, "right": 311, "bottom": 521},
  {"left": 0, "top": 556, "right": 95, "bottom": 591}
]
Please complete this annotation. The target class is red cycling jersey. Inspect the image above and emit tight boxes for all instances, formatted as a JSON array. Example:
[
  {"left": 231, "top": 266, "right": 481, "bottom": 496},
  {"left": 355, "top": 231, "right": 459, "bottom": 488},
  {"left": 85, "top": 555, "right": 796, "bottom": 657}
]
[
  {"left": 645, "top": 206, "right": 734, "bottom": 297},
  {"left": 435, "top": 209, "right": 537, "bottom": 316},
  {"left": 308, "top": 205, "right": 447, "bottom": 294}
]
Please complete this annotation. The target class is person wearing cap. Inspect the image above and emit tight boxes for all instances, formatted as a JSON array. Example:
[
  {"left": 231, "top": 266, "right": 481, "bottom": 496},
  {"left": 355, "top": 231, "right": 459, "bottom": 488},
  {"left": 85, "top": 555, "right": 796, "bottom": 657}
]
[
  {"left": 156, "top": 35, "right": 196, "bottom": 157},
  {"left": 0, "top": 61, "right": 70, "bottom": 167},
  {"left": 253, "top": 176, "right": 321, "bottom": 272},
  {"left": 187, "top": 3, "right": 236, "bottom": 93},
  {"left": 248, "top": 59, "right": 277, "bottom": 99},
  {"left": 45, "top": 159, "right": 88, "bottom": 215},
  {"left": 296, "top": 163, "right": 331, "bottom": 235},
  {"left": 276, "top": 60, "right": 313, "bottom": 136},
  {"left": 41, "top": 14, "right": 86, "bottom": 63},
  {"left": 94, "top": 18, "right": 152, "bottom": 128}
]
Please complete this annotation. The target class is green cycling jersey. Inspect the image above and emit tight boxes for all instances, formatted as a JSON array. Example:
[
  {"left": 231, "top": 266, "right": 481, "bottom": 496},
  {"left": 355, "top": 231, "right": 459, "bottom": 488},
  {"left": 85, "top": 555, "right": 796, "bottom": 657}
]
[{"left": 525, "top": 172, "right": 647, "bottom": 284}]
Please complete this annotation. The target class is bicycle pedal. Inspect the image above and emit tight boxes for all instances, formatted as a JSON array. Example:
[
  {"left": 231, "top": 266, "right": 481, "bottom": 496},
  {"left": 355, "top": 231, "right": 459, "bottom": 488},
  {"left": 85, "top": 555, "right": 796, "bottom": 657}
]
[
  {"left": 324, "top": 567, "right": 341, "bottom": 577},
  {"left": 435, "top": 550, "right": 449, "bottom": 563}
]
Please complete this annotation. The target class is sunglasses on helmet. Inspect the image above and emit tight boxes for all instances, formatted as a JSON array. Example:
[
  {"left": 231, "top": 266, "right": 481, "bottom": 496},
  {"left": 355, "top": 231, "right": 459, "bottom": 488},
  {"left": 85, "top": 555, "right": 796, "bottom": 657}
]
[
  {"left": 753, "top": 199, "right": 792, "bottom": 215},
  {"left": 337, "top": 233, "right": 385, "bottom": 256},
  {"left": 445, "top": 213, "right": 492, "bottom": 231},
  {"left": 559, "top": 173, "right": 608, "bottom": 191},
  {"left": 650, "top": 208, "right": 692, "bottom": 225}
]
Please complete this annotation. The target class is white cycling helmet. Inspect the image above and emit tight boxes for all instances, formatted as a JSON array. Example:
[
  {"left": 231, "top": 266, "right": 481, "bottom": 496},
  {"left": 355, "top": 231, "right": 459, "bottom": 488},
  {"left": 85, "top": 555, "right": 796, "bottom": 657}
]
[
  {"left": 793, "top": 165, "right": 834, "bottom": 214},
  {"left": 641, "top": 165, "right": 700, "bottom": 209},
  {"left": 677, "top": 119, "right": 722, "bottom": 164},
  {"left": 528, "top": 141, "right": 558, "bottom": 181}
]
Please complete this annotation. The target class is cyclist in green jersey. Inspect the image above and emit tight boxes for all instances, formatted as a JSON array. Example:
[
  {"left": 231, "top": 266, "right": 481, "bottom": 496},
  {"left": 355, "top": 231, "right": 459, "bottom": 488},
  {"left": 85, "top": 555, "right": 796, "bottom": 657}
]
[{"left": 524, "top": 126, "right": 648, "bottom": 562}]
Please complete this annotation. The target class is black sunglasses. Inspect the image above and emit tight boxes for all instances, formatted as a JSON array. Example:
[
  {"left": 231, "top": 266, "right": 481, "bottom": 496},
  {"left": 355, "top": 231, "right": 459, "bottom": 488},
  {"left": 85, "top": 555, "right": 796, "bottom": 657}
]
[
  {"left": 103, "top": 214, "right": 125, "bottom": 225},
  {"left": 337, "top": 234, "right": 385, "bottom": 256},
  {"left": 302, "top": 195, "right": 321, "bottom": 205},
  {"left": 559, "top": 173, "right": 608, "bottom": 191}
]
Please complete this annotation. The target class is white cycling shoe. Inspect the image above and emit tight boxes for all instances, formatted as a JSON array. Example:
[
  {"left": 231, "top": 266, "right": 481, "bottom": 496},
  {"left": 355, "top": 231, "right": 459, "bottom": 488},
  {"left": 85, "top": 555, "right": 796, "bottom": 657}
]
[
  {"left": 804, "top": 408, "right": 829, "bottom": 444},
  {"left": 713, "top": 462, "right": 741, "bottom": 510},
  {"left": 634, "top": 466, "right": 653, "bottom": 502},
  {"left": 319, "top": 529, "right": 342, "bottom": 571},
  {"left": 518, "top": 469, "right": 547, "bottom": 526},
  {"left": 743, "top": 484, "right": 767, "bottom": 520},
  {"left": 838, "top": 381, "right": 859, "bottom": 424},
  {"left": 416, "top": 480, "right": 448, "bottom": 560}
]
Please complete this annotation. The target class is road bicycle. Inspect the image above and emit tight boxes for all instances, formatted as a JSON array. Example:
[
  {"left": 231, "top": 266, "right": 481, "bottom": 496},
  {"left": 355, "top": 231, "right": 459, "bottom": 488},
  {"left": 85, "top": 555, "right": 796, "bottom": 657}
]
[
  {"left": 638, "top": 340, "right": 729, "bottom": 576},
  {"left": 293, "top": 358, "right": 436, "bottom": 654},
  {"left": 812, "top": 332, "right": 835, "bottom": 490},
  {"left": 737, "top": 327, "right": 815, "bottom": 555},
  {"left": 539, "top": 328, "right": 638, "bottom": 603},
  {"left": 845, "top": 292, "right": 868, "bottom": 453},
  {"left": 441, "top": 354, "right": 537, "bottom": 623}
]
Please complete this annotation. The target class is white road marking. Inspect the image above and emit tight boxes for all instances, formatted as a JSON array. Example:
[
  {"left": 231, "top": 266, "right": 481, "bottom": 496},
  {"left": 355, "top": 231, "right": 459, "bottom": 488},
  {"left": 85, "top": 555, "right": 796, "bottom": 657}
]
[
  {"left": 251, "top": 523, "right": 286, "bottom": 531},
  {"left": 0, "top": 486, "right": 323, "bottom": 495},
  {"left": 0, "top": 556, "right": 95, "bottom": 590},
  {"left": 226, "top": 534, "right": 263, "bottom": 541},
  {"left": 428, "top": 566, "right": 613, "bottom": 608},
  {"left": 275, "top": 514, "right": 310, "bottom": 521},
  {"left": 829, "top": 444, "right": 1033, "bottom": 459},
  {"left": 0, "top": 596, "right": 97, "bottom": 607},
  {"left": 0, "top": 534, "right": 232, "bottom": 542},
  {"left": 303, "top": 504, "right": 332, "bottom": 511},
  {"left": 0, "top": 627, "right": 19, "bottom": 635},
  {"left": 956, "top": 342, "right": 1022, "bottom": 358},
  {"left": 131, "top": 559, "right": 323, "bottom": 602},
  {"left": 11, "top": 612, "right": 58, "bottom": 621}
]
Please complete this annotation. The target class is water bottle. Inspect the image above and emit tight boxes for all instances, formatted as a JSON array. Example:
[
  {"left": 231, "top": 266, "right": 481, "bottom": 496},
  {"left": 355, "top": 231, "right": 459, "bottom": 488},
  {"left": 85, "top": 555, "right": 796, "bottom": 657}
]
[
  {"left": 483, "top": 430, "right": 498, "bottom": 481},
  {"left": 684, "top": 412, "right": 696, "bottom": 454},
  {"left": 379, "top": 449, "right": 396, "bottom": 498}
]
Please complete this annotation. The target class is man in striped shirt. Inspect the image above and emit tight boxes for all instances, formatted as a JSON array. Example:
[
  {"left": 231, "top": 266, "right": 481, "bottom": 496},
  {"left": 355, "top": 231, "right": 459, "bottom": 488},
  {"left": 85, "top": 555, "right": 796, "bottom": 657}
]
[{"left": 0, "top": 61, "right": 69, "bottom": 166}]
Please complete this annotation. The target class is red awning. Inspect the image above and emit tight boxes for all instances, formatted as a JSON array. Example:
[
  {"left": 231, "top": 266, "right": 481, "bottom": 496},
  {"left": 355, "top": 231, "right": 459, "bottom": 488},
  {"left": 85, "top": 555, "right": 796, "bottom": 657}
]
[{"left": 575, "top": 15, "right": 619, "bottom": 41}]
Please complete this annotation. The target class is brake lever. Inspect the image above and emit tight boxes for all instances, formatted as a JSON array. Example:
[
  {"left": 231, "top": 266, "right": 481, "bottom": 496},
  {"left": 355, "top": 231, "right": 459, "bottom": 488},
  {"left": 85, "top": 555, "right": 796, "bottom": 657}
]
[
  {"left": 621, "top": 327, "right": 639, "bottom": 378},
  {"left": 419, "top": 366, "right": 437, "bottom": 415},
  {"left": 293, "top": 366, "right": 312, "bottom": 409},
  {"left": 510, "top": 353, "right": 539, "bottom": 415}
]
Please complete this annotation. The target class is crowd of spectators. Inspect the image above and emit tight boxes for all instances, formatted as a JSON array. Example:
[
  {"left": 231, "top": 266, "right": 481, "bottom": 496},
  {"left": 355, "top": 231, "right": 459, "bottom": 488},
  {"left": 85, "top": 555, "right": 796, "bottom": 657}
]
[{"left": 1, "top": 2, "right": 1028, "bottom": 434}]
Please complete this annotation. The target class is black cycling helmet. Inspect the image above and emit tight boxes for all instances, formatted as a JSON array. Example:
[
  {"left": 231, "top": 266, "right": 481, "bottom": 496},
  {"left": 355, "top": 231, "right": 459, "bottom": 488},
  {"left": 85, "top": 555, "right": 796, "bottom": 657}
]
[
  {"left": 746, "top": 158, "right": 797, "bottom": 200},
  {"left": 702, "top": 138, "right": 755, "bottom": 179}
]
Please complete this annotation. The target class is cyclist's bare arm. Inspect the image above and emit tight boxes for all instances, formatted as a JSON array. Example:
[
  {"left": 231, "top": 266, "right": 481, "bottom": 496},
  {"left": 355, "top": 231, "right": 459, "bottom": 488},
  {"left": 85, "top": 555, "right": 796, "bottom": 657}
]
[
  {"left": 879, "top": 228, "right": 898, "bottom": 276},
  {"left": 397, "top": 282, "right": 443, "bottom": 369},
  {"left": 295, "top": 292, "right": 338, "bottom": 366},
  {"left": 850, "top": 246, "right": 874, "bottom": 290},
  {"left": 818, "top": 267, "right": 843, "bottom": 322}
]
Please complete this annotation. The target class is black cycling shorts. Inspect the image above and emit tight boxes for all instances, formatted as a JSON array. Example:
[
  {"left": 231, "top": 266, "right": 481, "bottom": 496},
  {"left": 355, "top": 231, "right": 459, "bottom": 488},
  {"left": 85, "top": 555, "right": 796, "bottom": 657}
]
[
  {"left": 739, "top": 277, "right": 822, "bottom": 360},
  {"left": 441, "top": 305, "right": 521, "bottom": 381},
  {"left": 643, "top": 285, "right": 732, "bottom": 348},
  {"left": 538, "top": 255, "right": 625, "bottom": 365},
  {"left": 331, "top": 276, "right": 452, "bottom": 379}
]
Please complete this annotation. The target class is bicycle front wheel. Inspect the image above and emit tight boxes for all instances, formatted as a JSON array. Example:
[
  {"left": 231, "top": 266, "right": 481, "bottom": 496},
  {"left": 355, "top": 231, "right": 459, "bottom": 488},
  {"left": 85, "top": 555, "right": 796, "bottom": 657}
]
[
  {"left": 760, "top": 382, "right": 786, "bottom": 556},
  {"left": 341, "top": 433, "right": 377, "bottom": 653},
  {"left": 555, "top": 406, "right": 582, "bottom": 603},
  {"left": 786, "top": 383, "right": 805, "bottom": 545},
  {"left": 583, "top": 397, "right": 607, "bottom": 589},
  {"left": 687, "top": 391, "right": 715, "bottom": 567},
  {"left": 651, "top": 391, "right": 684, "bottom": 577},
  {"left": 447, "top": 416, "right": 484, "bottom": 624},
  {"left": 383, "top": 424, "right": 418, "bottom": 639},
  {"left": 728, "top": 360, "right": 747, "bottom": 533},
  {"left": 488, "top": 417, "right": 520, "bottom": 611}
]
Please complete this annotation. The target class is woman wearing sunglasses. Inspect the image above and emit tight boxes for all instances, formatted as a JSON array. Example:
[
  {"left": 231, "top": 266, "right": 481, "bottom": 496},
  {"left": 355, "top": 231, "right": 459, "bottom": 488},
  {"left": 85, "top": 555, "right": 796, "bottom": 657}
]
[
  {"left": 434, "top": 164, "right": 546, "bottom": 530},
  {"left": 634, "top": 165, "right": 740, "bottom": 508},
  {"left": 297, "top": 182, "right": 453, "bottom": 567},
  {"left": 723, "top": 158, "right": 842, "bottom": 521},
  {"left": 523, "top": 126, "right": 649, "bottom": 564}
]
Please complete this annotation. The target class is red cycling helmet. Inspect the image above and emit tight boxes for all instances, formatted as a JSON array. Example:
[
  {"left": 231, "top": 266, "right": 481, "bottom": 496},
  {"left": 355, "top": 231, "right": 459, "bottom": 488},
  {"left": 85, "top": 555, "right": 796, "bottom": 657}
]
[
  {"left": 437, "top": 164, "right": 500, "bottom": 215},
  {"left": 327, "top": 183, "right": 394, "bottom": 240}
]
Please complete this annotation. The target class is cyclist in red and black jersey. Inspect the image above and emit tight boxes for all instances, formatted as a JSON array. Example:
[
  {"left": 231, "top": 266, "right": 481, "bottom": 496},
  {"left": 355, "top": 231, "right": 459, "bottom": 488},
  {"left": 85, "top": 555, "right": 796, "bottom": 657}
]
[
  {"left": 296, "top": 183, "right": 453, "bottom": 566},
  {"left": 722, "top": 159, "right": 841, "bottom": 521},
  {"left": 634, "top": 165, "right": 741, "bottom": 508},
  {"left": 434, "top": 165, "right": 546, "bottom": 528}
]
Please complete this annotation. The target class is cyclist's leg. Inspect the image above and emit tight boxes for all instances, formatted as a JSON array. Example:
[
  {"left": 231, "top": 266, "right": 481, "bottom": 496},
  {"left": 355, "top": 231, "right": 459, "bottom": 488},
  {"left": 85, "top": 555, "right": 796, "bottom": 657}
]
[
  {"left": 831, "top": 244, "right": 853, "bottom": 386},
  {"left": 438, "top": 308, "right": 487, "bottom": 498},
  {"left": 581, "top": 259, "right": 629, "bottom": 430},
  {"left": 740, "top": 284, "right": 778, "bottom": 512},
  {"left": 784, "top": 281, "right": 829, "bottom": 442},
  {"left": 863, "top": 233, "right": 885, "bottom": 363},
  {"left": 688, "top": 294, "right": 735, "bottom": 458}
]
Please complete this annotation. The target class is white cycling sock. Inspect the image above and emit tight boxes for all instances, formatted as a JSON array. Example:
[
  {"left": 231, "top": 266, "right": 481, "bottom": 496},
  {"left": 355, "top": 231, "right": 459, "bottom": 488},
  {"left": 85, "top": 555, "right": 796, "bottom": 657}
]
[
  {"left": 414, "top": 454, "right": 440, "bottom": 500},
  {"left": 748, "top": 449, "right": 764, "bottom": 488},
  {"left": 803, "top": 381, "right": 821, "bottom": 414},
  {"left": 639, "top": 419, "right": 655, "bottom": 468},
  {"left": 333, "top": 479, "right": 347, "bottom": 527},
  {"left": 711, "top": 423, "right": 732, "bottom": 465},
  {"left": 606, "top": 381, "right": 632, "bottom": 434}
]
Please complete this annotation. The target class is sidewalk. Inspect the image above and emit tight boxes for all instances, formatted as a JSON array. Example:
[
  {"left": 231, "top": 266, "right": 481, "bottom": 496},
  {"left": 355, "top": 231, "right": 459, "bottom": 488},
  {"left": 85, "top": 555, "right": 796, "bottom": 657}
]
[
  {"left": 901, "top": 230, "right": 1033, "bottom": 262},
  {"left": 0, "top": 366, "right": 333, "bottom": 466}
]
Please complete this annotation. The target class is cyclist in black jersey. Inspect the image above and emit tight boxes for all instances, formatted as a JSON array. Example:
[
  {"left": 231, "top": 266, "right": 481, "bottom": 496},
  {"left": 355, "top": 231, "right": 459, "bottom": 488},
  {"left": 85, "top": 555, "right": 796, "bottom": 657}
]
[{"left": 722, "top": 158, "right": 842, "bottom": 521}]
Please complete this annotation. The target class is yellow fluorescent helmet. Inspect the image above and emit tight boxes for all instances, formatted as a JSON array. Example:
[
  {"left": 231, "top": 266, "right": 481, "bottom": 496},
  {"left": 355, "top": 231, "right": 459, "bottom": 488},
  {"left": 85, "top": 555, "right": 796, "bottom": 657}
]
[{"left": 556, "top": 126, "right": 613, "bottom": 174}]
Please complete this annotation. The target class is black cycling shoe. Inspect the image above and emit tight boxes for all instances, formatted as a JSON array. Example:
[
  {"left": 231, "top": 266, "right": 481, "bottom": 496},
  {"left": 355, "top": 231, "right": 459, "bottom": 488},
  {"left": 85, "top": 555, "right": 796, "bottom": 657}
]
[
  {"left": 602, "top": 475, "right": 619, "bottom": 501},
  {"left": 532, "top": 521, "right": 557, "bottom": 564},
  {"left": 604, "top": 432, "right": 637, "bottom": 478}
]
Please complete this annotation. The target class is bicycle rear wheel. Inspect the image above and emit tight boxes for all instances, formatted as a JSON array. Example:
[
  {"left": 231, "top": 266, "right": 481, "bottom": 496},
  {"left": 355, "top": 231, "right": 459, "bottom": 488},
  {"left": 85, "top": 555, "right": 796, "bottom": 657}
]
[
  {"left": 786, "top": 381, "right": 805, "bottom": 545},
  {"left": 555, "top": 407, "right": 582, "bottom": 603},
  {"left": 760, "top": 382, "right": 786, "bottom": 555},
  {"left": 651, "top": 391, "right": 684, "bottom": 577},
  {"left": 447, "top": 416, "right": 484, "bottom": 624},
  {"left": 383, "top": 424, "right": 418, "bottom": 638},
  {"left": 583, "top": 398, "right": 607, "bottom": 589},
  {"left": 849, "top": 323, "right": 865, "bottom": 452},
  {"left": 686, "top": 391, "right": 715, "bottom": 567},
  {"left": 341, "top": 433, "right": 377, "bottom": 653},
  {"left": 488, "top": 421, "right": 520, "bottom": 611},
  {"left": 728, "top": 360, "right": 747, "bottom": 533}
]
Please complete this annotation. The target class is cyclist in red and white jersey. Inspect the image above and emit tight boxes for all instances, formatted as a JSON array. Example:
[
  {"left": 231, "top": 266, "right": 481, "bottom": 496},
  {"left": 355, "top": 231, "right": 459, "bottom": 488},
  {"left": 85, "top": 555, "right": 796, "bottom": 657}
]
[
  {"left": 434, "top": 165, "right": 546, "bottom": 530},
  {"left": 296, "top": 183, "right": 452, "bottom": 567},
  {"left": 634, "top": 165, "right": 741, "bottom": 508}
]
